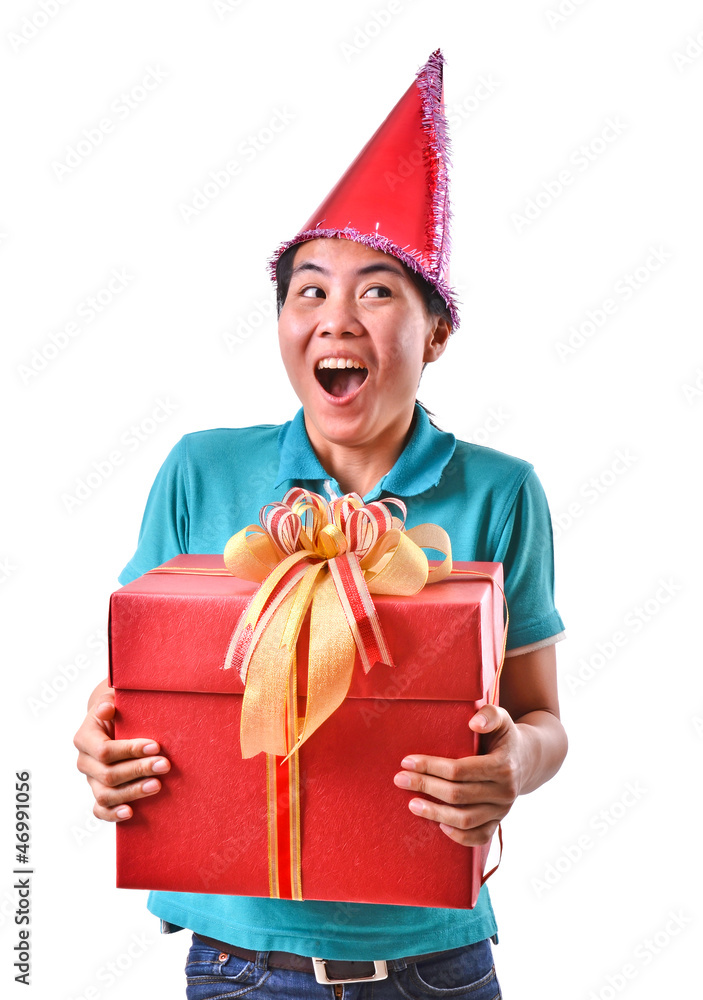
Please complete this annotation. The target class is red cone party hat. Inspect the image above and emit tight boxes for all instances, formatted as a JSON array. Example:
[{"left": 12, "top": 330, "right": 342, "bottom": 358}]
[{"left": 269, "top": 49, "right": 458, "bottom": 327}]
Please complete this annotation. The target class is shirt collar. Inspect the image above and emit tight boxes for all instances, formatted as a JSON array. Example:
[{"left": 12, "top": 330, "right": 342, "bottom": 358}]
[{"left": 275, "top": 404, "right": 456, "bottom": 501}]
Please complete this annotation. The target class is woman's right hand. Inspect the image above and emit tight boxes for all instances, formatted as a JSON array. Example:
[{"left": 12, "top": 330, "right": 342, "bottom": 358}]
[{"left": 73, "top": 677, "right": 171, "bottom": 821}]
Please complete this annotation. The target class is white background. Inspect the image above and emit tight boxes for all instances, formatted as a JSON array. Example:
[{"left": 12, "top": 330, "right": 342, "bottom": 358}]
[{"left": 2, "top": 1, "right": 702, "bottom": 998}]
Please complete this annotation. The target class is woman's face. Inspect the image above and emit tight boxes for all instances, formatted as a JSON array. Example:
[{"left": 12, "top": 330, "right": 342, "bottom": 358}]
[{"left": 278, "top": 238, "right": 450, "bottom": 458}]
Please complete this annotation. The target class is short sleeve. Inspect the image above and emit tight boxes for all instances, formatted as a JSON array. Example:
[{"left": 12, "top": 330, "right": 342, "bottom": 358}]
[
  {"left": 118, "top": 438, "right": 190, "bottom": 585},
  {"left": 492, "top": 468, "right": 564, "bottom": 650}
]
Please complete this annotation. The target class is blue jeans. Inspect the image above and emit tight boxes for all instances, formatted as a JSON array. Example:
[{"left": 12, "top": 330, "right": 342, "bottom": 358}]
[{"left": 184, "top": 935, "right": 502, "bottom": 998}]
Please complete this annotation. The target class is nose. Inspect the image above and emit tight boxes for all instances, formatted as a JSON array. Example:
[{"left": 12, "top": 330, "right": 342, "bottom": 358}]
[{"left": 316, "top": 293, "right": 363, "bottom": 338}]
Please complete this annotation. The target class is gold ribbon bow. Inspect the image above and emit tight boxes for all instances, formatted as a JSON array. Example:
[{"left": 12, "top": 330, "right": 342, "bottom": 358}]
[{"left": 223, "top": 487, "right": 452, "bottom": 759}]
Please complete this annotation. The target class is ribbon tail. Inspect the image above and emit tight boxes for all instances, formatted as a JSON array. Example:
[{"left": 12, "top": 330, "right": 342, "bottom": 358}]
[
  {"left": 223, "top": 550, "right": 313, "bottom": 677},
  {"left": 266, "top": 656, "right": 303, "bottom": 900},
  {"left": 328, "top": 552, "right": 394, "bottom": 673},
  {"left": 285, "top": 665, "right": 303, "bottom": 900},
  {"left": 239, "top": 587, "right": 298, "bottom": 758},
  {"left": 283, "top": 571, "right": 356, "bottom": 760},
  {"left": 266, "top": 744, "right": 303, "bottom": 900},
  {"left": 240, "top": 560, "right": 326, "bottom": 758}
]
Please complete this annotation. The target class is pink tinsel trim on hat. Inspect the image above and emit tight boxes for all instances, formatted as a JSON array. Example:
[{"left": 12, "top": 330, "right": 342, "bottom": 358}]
[
  {"left": 415, "top": 49, "right": 453, "bottom": 288},
  {"left": 267, "top": 227, "right": 460, "bottom": 330}
]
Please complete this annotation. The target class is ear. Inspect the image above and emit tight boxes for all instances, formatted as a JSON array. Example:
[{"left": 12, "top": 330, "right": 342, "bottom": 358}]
[{"left": 423, "top": 315, "right": 452, "bottom": 363}]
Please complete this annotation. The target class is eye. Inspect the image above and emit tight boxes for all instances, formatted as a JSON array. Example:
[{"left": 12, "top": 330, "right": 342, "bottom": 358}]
[
  {"left": 300, "top": 285, "right": 326, "bottom": 298},
  {"left": 362, "top": 285, "right": 391, "bottom": 299}
]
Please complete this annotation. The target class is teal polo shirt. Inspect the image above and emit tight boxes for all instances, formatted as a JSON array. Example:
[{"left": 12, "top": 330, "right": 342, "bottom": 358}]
[{"left": 119, "top": 404, "right": 564, "bottom": 960}]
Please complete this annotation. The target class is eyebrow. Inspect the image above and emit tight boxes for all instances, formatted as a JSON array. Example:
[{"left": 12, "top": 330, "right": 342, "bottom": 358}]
[{"left": 290, "top": 261, "right": 406, "bottom": 279}]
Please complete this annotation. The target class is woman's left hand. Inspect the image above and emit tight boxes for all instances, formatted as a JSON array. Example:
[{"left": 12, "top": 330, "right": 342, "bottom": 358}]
[{"left": 393, "top": 704, "right": 524, "bottom": 847}]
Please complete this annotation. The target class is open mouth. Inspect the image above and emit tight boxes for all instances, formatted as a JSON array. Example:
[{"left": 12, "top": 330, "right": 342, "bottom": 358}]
[{"left": 315, "top": 360, "right": 369, "bottom": 399}]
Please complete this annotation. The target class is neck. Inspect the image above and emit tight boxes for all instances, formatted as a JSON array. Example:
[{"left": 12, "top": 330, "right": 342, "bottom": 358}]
[{"left": 305, "top": 410, "right": 417, "bottom": 498}]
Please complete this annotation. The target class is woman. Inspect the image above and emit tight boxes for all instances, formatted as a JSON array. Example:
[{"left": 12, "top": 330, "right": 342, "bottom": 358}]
[{"left": 74, "top": 52, "right": 567, "bottom": 998}]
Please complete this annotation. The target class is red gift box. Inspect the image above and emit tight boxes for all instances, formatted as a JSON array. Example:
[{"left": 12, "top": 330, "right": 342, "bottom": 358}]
[{"left": 109, "top": 554, "right": 503, "bottom": 909}]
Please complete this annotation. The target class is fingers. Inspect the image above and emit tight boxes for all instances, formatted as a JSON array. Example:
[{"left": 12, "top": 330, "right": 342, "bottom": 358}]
[
  {"left": 398, "top": 777, "right": 503, "bottom": 846},
  {"left": 92, "top": 694, "right": 115, "bottom": 714},
  {"left": 93, "top": 700, "right": 115, "bottom": 725},
  {"left": 76, "top": 746, "right": 170, "bottom": 785},
  {"left": 87, "top": 689, "right": 116, "bottom": 737},
  {"left": 88, "top": 774, "right": 165, "bottom": 822},
  {"left": 73, "top": 701, "right": 116, "bottom": 754},
  {"left": 394, "top": 767, "right": 512, "bottom": 807},
  {"left": 74, "top": 703, "right": 163, "bottom": 765},
  {"left": 398, "top": 751, "right": 506, "bottom": 786},
  {"left": 74, "top": 697, "right": 170, "bottom": 822},
  {"left": 401, "top": 786, "right": 503, "bottom": 847},
  {"left": 77, "top": 735, "right": 164, "bottom": 768},
  {"left": 438, "top": 819, "right": 499, "bottom": 848},
  {"left": 80, "top": 746, "right": 171, "bottom": 822},
  {"left": 468, "top": 703, "right": 507, "bottom": 735},
  {"left": 395, "top": 714, "right": 520, "bottom": 844},
  {"left": 407, "top": 795, "right": 504, "bottom": 832}
]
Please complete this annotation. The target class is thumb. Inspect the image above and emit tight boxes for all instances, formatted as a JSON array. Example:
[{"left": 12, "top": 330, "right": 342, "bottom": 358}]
[
  {"left": 469, "top": 703, "right": 505, "bottom": 734},
  {"left": 91, "top": 698, "right": 117, "bottom": 738},
  {"left": 93, "top": 700, "right": 115, "bottom": 720}
]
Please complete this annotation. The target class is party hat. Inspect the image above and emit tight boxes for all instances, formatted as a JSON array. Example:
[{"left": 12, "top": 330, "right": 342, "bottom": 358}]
[{"left": 269, "top": 49, "right": 457, "bottom": 327}]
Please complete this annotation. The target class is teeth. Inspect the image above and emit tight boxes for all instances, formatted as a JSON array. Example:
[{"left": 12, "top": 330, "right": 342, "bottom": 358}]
[{"left": 316, "top": 358, "right": 366, "bottom": 370}]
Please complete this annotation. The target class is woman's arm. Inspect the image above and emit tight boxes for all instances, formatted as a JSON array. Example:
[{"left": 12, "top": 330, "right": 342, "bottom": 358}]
[
  {"left": 393, "top": 644, "right": 567, "bottom": 846},
  {"left": 493, "top": 643, "right": 568, "bottom": 793}
]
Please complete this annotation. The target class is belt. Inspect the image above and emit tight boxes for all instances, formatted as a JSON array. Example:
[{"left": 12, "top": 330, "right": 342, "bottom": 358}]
[{"left": 194, "top": 933, "right": 460, "bottom": 985}]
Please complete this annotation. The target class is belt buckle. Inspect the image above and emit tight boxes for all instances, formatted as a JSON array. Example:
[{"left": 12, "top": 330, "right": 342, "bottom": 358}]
[{"left": 312, "top": 958, "right": 389, "bottom": 985}]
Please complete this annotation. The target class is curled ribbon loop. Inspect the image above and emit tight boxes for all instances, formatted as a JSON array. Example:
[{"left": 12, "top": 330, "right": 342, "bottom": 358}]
[{"left": 222, "top": 488, "right": 453, "bottom": 759}]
